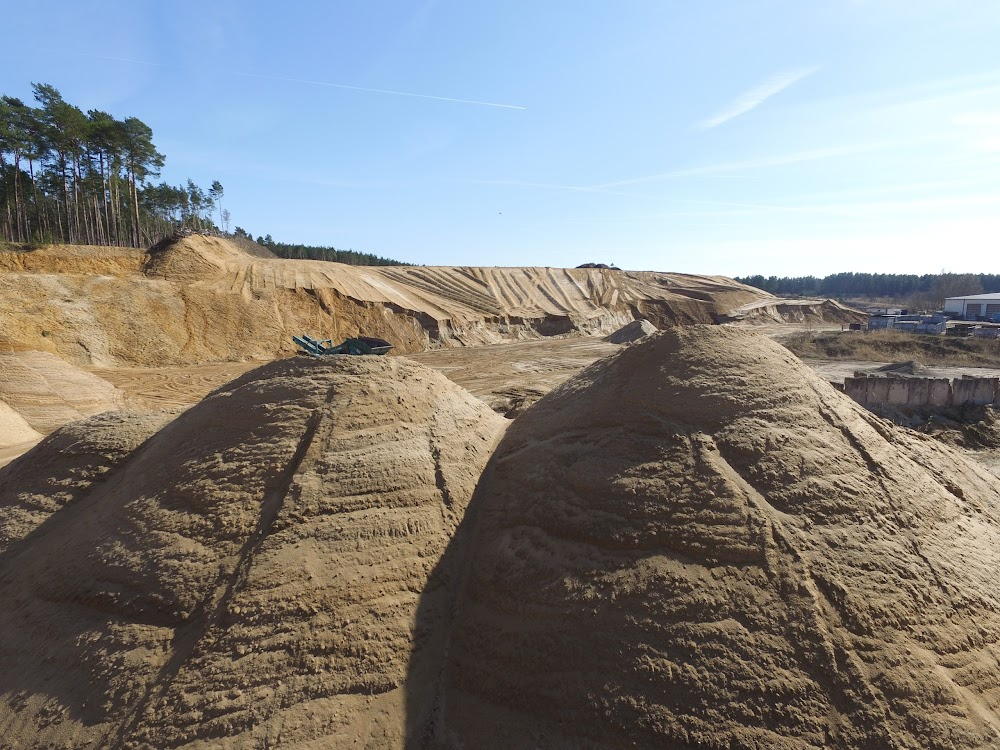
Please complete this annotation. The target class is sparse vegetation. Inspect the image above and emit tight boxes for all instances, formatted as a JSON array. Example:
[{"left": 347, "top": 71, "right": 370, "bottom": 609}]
[
  {"left": 0, "top": 84, "right": 404, "bottom": 265},
  {"left": 784, "top": 330, "right": 1000, "bottom": 367},
  {"left": 737, "top": 272, "right": 998, "bottom": 312}
]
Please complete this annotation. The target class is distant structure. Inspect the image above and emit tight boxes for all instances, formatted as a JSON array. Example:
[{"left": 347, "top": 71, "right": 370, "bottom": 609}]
[
  {"left": 944, "top": 293, "right": 1000, "bottom": 322},
  {"left": 845, "top": 374, "right": 999, "bottom": 410},
  {"left": 867, "top": 314, "right": 947, "bottom": 334},
  {"left": 865, "top": 306, "right": 907, "bottom": 316}
]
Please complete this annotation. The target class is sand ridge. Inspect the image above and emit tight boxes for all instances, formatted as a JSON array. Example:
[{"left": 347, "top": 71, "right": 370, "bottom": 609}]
[
  {"left": 0, "top": 355, "right": 505, "bottom": 748},
  {"left": 417, "top": 326, "right": 1000, "bottom": 748},
  {"left": 2, "top": 235, "right": 775, "bottom": 367}
]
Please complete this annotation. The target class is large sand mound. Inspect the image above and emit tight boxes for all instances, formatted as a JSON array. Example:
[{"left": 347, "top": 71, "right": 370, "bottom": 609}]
[
  {"left": 0, "top": 355, "right": 505, "bottom": 748},
  {"left": 2, "top": 236, "right": 770, "bottom": 366},
  {"left": 417, "top": 326, "right": 1000, "bottom": 748}
]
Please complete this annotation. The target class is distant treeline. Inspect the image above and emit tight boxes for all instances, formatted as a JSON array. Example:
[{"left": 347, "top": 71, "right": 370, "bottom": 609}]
[
  {"left": 236, "top": 230, "right": 407, "bottom": 267},
  {"left": 0, "top": 83, "right": 232, "bottom": 247},
  {"left": 736, "top": 272, "right": 1000, "bottom": 302},
  {"left": 0, "top": 83, "right": 404, "bottom": 265}
]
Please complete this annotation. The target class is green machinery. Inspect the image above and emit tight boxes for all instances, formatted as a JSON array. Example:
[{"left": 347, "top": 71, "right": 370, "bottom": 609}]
[{"left": 293, "top": 334, "right": 394, "bottom": 357}]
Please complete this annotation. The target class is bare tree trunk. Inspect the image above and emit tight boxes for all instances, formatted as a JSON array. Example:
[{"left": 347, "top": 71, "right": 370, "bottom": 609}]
[
  {"left": 131, "top": 168, "right": 141, "bottom": 247},
  {"left": 99, "top": 152, "right": 111, "bottom": 246},
  {"left": 28, "top": 158, "right": 42, "bottom": 242}
]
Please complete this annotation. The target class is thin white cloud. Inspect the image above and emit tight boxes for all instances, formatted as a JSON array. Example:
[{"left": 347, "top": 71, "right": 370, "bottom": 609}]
[
  {"left": 699, "top": 66, "right": 819, "bottom": 129},
  {"left": 79, "top": 54, "right": 526, "bottom": 110}
]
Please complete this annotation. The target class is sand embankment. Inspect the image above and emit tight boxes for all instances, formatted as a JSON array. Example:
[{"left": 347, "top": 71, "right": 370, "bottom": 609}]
[
  {"left": 415, "top": 326, "right": 1000, "bottom": 748},
  {"left": 1, "top": 236, "right": 770, "bottom": 367},
  {"left": 0, "top": 355, "right": 505, "bottom": 748}
]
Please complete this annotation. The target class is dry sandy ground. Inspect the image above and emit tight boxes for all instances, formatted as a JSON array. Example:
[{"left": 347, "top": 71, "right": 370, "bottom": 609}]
[
  {"left": 805, "top": 358, "right": 1000, "bottom": 384},
  {"left": 4, "top": 332, "right": 991, "bottom": 466},
  {"left": 0, "top": 356, "right": 506, "bottom": 748},
  {"left": 420, "top": 327, "right": 1000, "bottom": 748},
  {"left": 1, "top": 236, "right": 779, "bottom": 367},
  {"left": 6, "top": 328, "right": 1000, "bottom": 747}
]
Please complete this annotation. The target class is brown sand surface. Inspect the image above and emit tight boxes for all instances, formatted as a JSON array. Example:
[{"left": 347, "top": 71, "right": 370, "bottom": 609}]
[
  {"left": 409, "top": 336, "right": 620, "bottom": 416},
  {"left": 87, "top": 361, "right": 263, "bottom": 409},
  {"left": 0, "top": 355, "right": 505, "bottom": 748},
  {"left": 416, "top": 326, "right": 1000, "bottom": 748},
  {"left": 0, "top": 400, "right": 41, "bottom": 449},
  {"left": 0, "top": 409, "right": 177, "bottom": 554},
  {"left": 0, "top": 235, "right": 775, "bottom": 367},
  {"left": 0, "top": 350, "right": 126, "bottom": 434}
]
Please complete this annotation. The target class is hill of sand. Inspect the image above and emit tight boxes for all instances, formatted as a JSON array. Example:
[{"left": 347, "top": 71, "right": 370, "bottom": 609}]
[
  {"left": 0, "top": 355, "right": 505, "bottom": 748},
  {"left": 416, "top": 327, "right": 1000, "bottom": 748},
  {"left": 0, "top": 236, "right": 771, "bottom": 367},
  {"left": 722, "top": 296, "right": 865, "bottom": 325}
]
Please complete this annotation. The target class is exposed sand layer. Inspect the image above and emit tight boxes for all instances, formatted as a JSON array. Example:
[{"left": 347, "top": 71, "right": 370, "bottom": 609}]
[
  {"left": 1, "top": 236, "right": 769, "bottom": 367},
  {"left": 724, "top": 297, "right": 866, "bottom": 325},
  {"left": 88, "top": 361, "right": 262, "bottom": 410},
  {"left": 0, "top": 356, "right": 505, "bottom": 749},
  {"left": 0, "top": 400, "right": 41, "bottom": 449},
  {"left": 0, "top": 350, "right": 126, "bottom": 434},
  {"left": 418, "top": 327, "right": 1000, "bottom": 748}
]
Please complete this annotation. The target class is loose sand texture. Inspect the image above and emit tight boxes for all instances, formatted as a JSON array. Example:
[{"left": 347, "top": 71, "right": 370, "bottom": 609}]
[
  {"left": 723, "top": 297, "right": 866, "bottom": 325},
  {"left": 1, "top": 236, "right": 773, "bottom": 367},
  {"left": 0, "top": 350, "right": 126, "bottom": 434},
  {"left": 604, "top": 318, "right": 658, "bottom": 344},
  {"left": 0, "top": 355, "right": 505, "bottom": 749},
  {"left": 86, "top": 361, "right": 262, "bottom": 410},
  {"left": 0, "top": 400, "right": 41, "bottom": 449},
  {"left": 409, "top": 337, "right": 620, "bottom": 417},
  {"left": 0, "top": 409, "right": 176, "bottom": 555},
  {"left": 416, "top": 326, "right": 1000, "bottom": 749}
]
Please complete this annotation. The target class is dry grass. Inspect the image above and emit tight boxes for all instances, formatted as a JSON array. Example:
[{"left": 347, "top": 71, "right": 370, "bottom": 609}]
[{"left": 784, "top": 329, "right": 1000, "bottom": 367}]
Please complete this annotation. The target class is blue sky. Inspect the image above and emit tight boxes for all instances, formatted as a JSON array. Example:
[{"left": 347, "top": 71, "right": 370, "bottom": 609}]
[{"left": 3, "top": 1, "right": 1000, "bottom": 275}]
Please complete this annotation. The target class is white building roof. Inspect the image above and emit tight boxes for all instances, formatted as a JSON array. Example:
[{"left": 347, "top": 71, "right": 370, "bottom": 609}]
[{"left": 944, "top": 293, "right": 1000, "bottom": 301}]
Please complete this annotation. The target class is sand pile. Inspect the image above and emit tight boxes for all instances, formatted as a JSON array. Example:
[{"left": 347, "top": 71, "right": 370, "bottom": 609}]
[
  {"left": 0, "top": 355, "right": 505, "bottom": 748},
  {"left": 417, "top": 326, "right": 1000, "bottom": 748},
  {"left": 725, "top": 297, "right": 866, "bottom": 325},
  {"left": 605, "top": 317, "right": 658, "bottom": 344},
  {"left": 872, "top": 360, "right": 931, "bottom": 377},
  {"left": 2, "top": 236, "right": 770, "bottom": 366},
  {"left": 0, "top": 351, "right": 126, "bottom": 434}
]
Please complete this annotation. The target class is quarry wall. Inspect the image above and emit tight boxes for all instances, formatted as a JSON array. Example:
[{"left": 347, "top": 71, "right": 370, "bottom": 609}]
[{"left": 845, "top": 375, "right": 1000, "bottom": 409}]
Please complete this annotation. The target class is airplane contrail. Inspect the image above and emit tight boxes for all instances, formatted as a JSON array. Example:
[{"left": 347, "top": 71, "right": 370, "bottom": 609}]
[
  {"left": 79, "top": 54, "right": 526, "bottom": 110},
  {"left": 235, "top": 71, "right": 525, "bottom": 109}
]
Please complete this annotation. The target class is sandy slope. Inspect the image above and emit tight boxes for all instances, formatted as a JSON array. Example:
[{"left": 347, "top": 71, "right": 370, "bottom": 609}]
[
  {"left": 0, "top": 350, "right": 129, "bottom": 466},
  {"left": 0, "top": 356, "right": 505, "bottom": 749},
  {"left": 0, "top": 236, "right": 775, "bottom": 367},
  {"left": 3, "top": 328, "right": 1000, "bottom": 747},
  {"left": 417, "top": 327, "right": 1000, "bottom": 748}
]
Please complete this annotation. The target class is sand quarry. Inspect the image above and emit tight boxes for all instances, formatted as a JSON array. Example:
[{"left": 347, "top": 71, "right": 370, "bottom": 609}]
[{"left": 4, "top": 238, "right": 1000, "bottom": 748}]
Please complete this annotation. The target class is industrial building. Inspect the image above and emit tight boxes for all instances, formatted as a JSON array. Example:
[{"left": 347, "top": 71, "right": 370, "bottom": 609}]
[
  {"left": 944, "top": 293, "right": 1000, "bottom": 321},
  {"left": 868, "top": 314, "right": 947, "bottom": 334}
]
